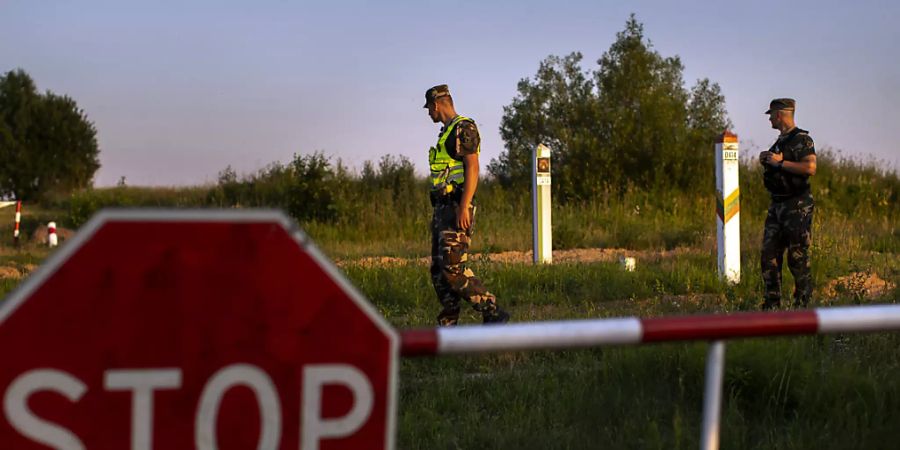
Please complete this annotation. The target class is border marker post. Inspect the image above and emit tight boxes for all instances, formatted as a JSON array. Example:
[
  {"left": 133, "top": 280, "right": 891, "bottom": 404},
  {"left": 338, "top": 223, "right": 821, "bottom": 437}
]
[
  {"left": 715, "top": 131, "right": 740, "bottom": 283},
  {"left": 532, "top": 144, "right": 552, "bottom": 264}
]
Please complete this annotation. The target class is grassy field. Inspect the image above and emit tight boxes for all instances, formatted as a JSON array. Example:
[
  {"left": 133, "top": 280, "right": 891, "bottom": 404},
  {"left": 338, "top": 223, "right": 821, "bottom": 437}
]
[
  {"left": 1, "top": 154, "right": 898, "bottom": 449},
  {"left": 343, "top": 254, "right": 898, "bottom": 449}
]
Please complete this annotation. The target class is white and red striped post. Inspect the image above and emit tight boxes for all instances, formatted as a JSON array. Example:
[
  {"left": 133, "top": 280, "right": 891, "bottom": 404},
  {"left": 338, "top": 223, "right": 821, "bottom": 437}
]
[
  {"left": 13, "top": 201, "right": 22, "bottom": 245},
  {"left": 400, "top": 304, "right": 900, "bottom": 448},
  {"left": 47, "top": 221, "right": 58, "bottom": 247}
]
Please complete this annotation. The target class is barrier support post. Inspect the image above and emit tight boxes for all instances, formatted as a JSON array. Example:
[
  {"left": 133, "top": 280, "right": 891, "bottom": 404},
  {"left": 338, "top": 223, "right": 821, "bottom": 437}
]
[{"left": 701, "top": 340, "right": 726, "bottom": 450}]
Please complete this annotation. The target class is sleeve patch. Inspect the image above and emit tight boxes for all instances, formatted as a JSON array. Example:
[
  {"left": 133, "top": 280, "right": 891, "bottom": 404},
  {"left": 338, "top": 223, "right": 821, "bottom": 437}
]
[
  {"left": 794, "top": 134, "right": 816, "bottom": 158},
  {"left": 456, "top": 121, "right": 481, "bottom": 156}
]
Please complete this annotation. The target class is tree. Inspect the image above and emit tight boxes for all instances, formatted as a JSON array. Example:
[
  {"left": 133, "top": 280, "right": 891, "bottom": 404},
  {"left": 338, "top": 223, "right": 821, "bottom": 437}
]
[
  {"left": 0, "top": 69, "right": 100, "bottom": 200},
  {"left": 491, "top": 15, "right": 732, "bottom": 200},
  {"left": 490, "top": 52, "right": 599, "bottom": 200}
]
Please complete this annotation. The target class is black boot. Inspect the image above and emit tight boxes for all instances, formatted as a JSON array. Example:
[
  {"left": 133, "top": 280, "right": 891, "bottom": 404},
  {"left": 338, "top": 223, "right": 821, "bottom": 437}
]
[
  {"left": 792, "top": 295, "right": 811, "bottom": 309},
  {"left": 437, "top": 306, "right": 460, "bottom": 327},
  {"left": 483, "top": 308, "right": 510, "bottom": 325},
  {"left": 761, "top": 295, "right": 781, "bottom": 311}
]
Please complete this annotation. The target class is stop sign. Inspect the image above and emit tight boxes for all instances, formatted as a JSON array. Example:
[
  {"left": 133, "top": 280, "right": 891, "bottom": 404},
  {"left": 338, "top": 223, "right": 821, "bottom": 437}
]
[{"left": 0, "top": 210, "right": 398, "bottom": 450}]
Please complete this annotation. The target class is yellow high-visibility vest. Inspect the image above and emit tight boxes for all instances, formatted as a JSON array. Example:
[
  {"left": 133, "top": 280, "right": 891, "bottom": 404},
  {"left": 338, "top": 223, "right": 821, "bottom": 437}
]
[{"left": 428, "top": 115, "right": 479, "bottom": 192}]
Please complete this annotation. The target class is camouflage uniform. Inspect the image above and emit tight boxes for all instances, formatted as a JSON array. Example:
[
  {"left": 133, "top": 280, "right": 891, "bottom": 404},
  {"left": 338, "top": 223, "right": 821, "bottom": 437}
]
[
  {"left": 761, "top": 124, "right": 816, "bottom": 309},
  {"left": 431, "top": 188, "right": 503, "bottom": 326},
  {"left": 425, "top": 86, "right": 508, "bottom": 326}
]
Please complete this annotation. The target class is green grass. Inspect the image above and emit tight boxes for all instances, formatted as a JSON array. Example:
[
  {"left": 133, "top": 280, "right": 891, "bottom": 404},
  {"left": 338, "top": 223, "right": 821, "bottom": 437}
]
[
  {"left": 395, "top": 334, "right": 900, "bottom": 449},
  {"left": 345, "top": 232, "right": 898, "bottom": 325},
  {"left": 1, "top": 234, "right": 897, "bottom": 448},
  {"left": 1, "top": 151, "right": 898, "bottom": 449},
  {"left": 347, "top": 257, "right": 898, "bottom": 449},
  {"left": 337, "top": 219, "right": 897, "bottom": 449}
]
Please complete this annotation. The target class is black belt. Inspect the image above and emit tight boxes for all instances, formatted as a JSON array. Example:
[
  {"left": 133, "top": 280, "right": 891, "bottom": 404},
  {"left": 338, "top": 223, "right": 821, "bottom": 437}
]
[{"left": 770, "top": 189, "right": 811, "bottom": 203}]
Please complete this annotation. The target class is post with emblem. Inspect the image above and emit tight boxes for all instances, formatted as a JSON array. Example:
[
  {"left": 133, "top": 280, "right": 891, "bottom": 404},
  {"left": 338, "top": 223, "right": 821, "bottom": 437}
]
[
  {"left": 715, "top": 131, "right": 740, "bottom": 283},
  {"left": 532, "top": 144, "right": 552, "bottom": 264}
]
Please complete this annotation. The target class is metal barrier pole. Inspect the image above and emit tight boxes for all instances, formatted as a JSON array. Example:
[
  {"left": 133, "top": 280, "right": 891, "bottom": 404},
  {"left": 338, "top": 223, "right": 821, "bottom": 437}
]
[
  {"left": 701, "top": 340, "right": 726, "bottom": 450},
  {"left": 401, "top": 305, "right": 900, "bottom": 357}
]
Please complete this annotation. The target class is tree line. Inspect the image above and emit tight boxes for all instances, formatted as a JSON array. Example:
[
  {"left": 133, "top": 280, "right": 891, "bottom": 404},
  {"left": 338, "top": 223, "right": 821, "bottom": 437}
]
[{"left": 490, "top": 15, "right": 732, "bottom": 201}]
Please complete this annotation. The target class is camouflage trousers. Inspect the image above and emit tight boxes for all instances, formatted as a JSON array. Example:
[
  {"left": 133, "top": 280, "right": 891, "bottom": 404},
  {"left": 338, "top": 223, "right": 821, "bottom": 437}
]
[
  {"left": 761, "top": 192, "right": 814, "bottom": 309},
  {"left": 430, "top": 198, "right": 501, "bottom": 326}
]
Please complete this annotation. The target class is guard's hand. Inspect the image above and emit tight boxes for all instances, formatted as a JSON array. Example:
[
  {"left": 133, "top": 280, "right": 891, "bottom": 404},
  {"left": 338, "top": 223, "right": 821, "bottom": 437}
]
[
  {"left": 456, "top": 203, "right": 472, "bottom": 231},
  {"left": 768, "top": 152, "right": 783, "bottom": 165}
]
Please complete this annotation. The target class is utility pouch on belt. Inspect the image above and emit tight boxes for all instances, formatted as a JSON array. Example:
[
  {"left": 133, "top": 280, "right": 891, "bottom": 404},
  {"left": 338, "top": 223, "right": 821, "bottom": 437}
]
[{"left": 430, "top": 183, "right": 462, "bottom": 206}]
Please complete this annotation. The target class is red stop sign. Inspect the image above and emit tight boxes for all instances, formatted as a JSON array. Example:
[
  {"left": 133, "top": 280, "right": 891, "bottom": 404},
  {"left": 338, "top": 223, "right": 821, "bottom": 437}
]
[{"left": 0, "top": 210, "right": 398, "bottom": 450}]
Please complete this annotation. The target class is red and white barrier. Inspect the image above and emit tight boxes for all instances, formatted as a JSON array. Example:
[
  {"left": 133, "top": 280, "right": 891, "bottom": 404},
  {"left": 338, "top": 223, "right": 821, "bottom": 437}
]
[
  {"left": 400, "top": 304, "right": 900, "bottom": 356},
  {"left": 400, "top": 304, "right": 900, "bottom": 450}
]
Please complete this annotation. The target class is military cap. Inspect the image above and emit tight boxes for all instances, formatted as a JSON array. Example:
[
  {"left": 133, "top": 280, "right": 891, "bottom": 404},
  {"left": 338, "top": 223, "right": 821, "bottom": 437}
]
[
  {"left": 424, "top": 84, "right": 451, "bottom": 107},
  {"left": 765, "top": 98, "right": 796, "bottom": 114}
]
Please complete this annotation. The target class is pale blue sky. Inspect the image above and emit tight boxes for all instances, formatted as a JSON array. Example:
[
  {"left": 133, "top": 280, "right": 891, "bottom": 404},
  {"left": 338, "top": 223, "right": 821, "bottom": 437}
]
[{"left": 2, "top": 0, "right": 898, "bottom": 186}]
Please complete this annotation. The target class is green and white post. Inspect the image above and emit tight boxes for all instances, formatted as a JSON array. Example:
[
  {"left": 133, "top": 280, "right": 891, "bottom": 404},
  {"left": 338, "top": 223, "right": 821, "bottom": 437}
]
[
  {"left": 532, "top": 144, "right": 552, "bottom": 264},
  {"left": 715, "top": 131, "right": 740, "bottom": 284}
]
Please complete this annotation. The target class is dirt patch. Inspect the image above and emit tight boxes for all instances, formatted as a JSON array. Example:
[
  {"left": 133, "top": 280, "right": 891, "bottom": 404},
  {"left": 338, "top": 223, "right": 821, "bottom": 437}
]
[
  {"left": 821, "top": 272, "right": 896, "bottom": 301},
  {"left": 0, "top": 263, "right": 38, "bottom": 281},
  {"left": 601, "top": 293, "right": 726, "bottom": 316},
  {"left": 341, "top": 256, "right": 427, "bottom": 268},
  {"left": 338, "top": 247, "right": 706, "bottom": 268},
  {"left": 0, "top": 266, "right": 21, "bottom": 280},
  {"left": 464, "top": 247, "right": 702, "bottom": 265}
]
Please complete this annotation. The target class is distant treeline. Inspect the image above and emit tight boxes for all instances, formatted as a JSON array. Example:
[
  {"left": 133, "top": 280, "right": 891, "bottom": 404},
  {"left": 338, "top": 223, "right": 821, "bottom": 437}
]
[
  {"left": 489, "top": 16, "right": 732, "bottom": 199},
  {"left": 61, "top": 152, "right": 428, "bottom": 229},
  {"left": 56, "top": 148, "right": 897, "bottom": 230}
]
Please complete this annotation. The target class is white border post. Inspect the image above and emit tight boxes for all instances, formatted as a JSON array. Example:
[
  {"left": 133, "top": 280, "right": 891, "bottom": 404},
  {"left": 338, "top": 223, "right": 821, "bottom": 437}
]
[
  {"left": 701, "top": 341, "right": 726, "bottom": 450},
  {"left": 532, "top": 144, "right": 552, "bottom": 264},
  {"left": 715, "top": 132, "right": 740, "bottom": 283}
]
